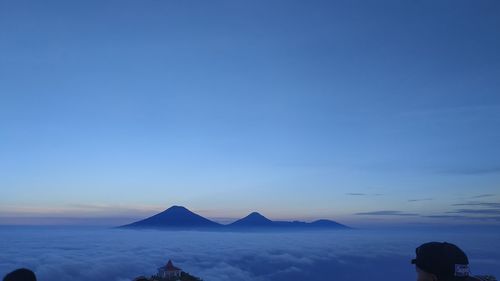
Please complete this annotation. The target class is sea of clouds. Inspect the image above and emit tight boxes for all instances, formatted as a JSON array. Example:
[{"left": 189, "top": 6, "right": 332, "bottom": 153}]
[{"left": 0, "top": 226, "right": 499, "bottom": 281}]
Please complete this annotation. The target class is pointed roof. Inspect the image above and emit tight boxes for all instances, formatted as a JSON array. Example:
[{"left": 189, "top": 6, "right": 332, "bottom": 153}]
[{"left": 165, "top": 260, "right": 181, "bottom": 271}]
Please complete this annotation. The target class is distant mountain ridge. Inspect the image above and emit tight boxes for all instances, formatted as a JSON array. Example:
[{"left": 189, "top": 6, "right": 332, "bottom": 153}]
[{"left": 120, "top": 206, "right": 349, "bottom": 230}]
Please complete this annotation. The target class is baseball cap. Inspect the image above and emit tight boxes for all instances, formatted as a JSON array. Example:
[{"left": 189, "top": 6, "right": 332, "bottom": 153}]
[{"left": 411, "top": 242, "right": 472, "bottom": 281}]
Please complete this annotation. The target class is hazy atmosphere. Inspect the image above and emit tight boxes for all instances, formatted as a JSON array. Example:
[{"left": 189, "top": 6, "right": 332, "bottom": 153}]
[
  {"left": 2, "top": 0, "right": 500, "bottom": 227},
  {"left": 1, "top": 0, "right": 499, "bottom": 280}
]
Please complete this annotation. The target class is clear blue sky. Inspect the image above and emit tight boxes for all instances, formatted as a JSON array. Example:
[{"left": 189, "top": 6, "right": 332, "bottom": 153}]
[{"left": 1, "top": 0, "right": 499, "bottom": 226}]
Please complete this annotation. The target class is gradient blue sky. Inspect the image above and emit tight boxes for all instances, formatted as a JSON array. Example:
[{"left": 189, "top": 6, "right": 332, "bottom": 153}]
[{"left": 1, "top": 0, "right": 499, "bottom": 226}]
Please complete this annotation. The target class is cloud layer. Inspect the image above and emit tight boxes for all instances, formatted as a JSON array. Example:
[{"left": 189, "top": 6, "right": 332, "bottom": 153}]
[{"left": 0, "top": 227, "right": 499, "bottom": 281}]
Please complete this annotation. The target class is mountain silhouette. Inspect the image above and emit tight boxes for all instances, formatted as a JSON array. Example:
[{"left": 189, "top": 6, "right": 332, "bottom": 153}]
[
  {"left": 121, "top": 206, "right": 349, "bottom": 230},
  {"left": 309, "top": 219, "right": 347, "bottom": 228},
  {"left": 121, "top": 206, "right": 222, "bottom": 229},
  {"left": 230, "top": 212, "right": 349, "bottom": 230},
  {"left": 273, "top": 219, "right": 348, "bottom": 229},
  {"left": 229, "top": 212, "right": 275, "bottom": 227}
]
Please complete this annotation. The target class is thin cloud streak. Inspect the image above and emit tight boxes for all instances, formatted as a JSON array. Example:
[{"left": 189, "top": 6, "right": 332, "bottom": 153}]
[
  {"left": 447, "top": 209, "right": 500, "bottom": 215},
  {"left": 408, "top": 198, "right": 433, "bottom": 202},
  {"left": 0, "top": 204, "right": 163, "bottom": 218},
  {"left": 470, "top": 194, "right": 496, "bottom": 199},
  {"left": 354, "top": 211, "right": 419, "bottom": 216},
  {"left": 438, "top": 167, "right": 500, "bottom": 175},
  {"left": 452, "top": 202, "right": 500, "bottom": 208},
  {"left": 423, "top": 215, "right": 500, "bottom": 222},
  {"left": 346, "top": 193, "right": 384, "bottom": 196}
]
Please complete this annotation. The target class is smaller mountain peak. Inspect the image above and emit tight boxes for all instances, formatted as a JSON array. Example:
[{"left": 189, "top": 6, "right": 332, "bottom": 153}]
[
  {"left": 245, "top": 212, "right": 271, "bottom": 221},
  {"left": 227, "top": 211, "right": 274, "bottom": 227}
]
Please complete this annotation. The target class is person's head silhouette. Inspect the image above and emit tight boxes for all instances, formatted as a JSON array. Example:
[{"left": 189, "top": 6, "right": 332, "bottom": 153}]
[
  {"left": 411, "top": 242, "right": 477, "bottom": 281},
  {"left": 3, "top": 268, "right": 37, "bottom": 281}
]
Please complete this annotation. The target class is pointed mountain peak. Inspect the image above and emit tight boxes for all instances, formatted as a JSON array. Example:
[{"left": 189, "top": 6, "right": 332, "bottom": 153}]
[
  {"left": 246, "top": 212, "right": 270, "bottom": 220},
  {"left": 121, "top": 205, "right": 221, "bottom": 228},
  {"left": 229, "top": 211, "right": 274, "bottom": 227}
]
